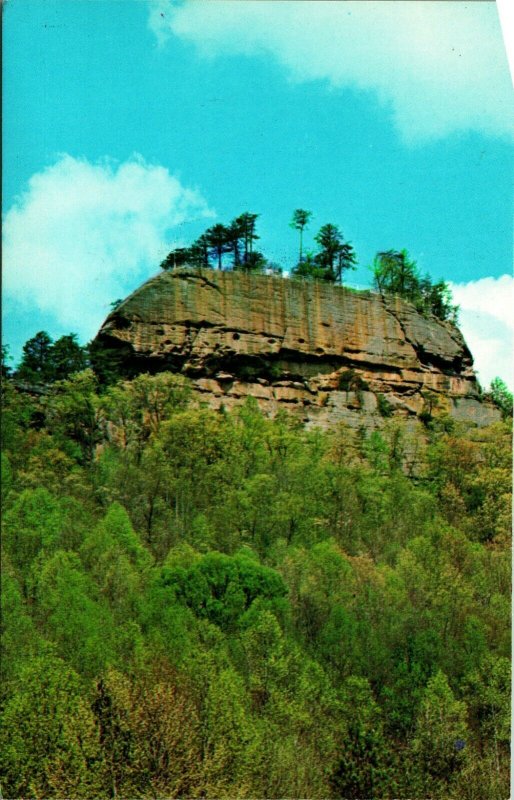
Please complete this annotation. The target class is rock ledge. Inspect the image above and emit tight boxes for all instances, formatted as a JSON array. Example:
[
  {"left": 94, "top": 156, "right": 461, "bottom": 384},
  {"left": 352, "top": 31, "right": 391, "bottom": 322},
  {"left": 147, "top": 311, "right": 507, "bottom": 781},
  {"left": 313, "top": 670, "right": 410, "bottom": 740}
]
[{"left": 94, "top": 269, "right": 499, "bottom": 429}]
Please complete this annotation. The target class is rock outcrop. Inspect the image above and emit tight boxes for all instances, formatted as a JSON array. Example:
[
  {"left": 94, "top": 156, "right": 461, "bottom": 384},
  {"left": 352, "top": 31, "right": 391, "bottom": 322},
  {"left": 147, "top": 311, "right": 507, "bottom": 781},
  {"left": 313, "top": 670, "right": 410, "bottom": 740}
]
[{"left": 94, "top": 269, "right": 500, "bottom": 429}]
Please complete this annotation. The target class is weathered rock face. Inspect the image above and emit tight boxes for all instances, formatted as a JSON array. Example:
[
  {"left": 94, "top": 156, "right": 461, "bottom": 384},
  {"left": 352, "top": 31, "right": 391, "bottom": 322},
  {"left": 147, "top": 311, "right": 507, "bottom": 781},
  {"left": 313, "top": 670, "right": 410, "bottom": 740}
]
[{"left": 94, "top": 269, "right": 500, "bottom": 429}]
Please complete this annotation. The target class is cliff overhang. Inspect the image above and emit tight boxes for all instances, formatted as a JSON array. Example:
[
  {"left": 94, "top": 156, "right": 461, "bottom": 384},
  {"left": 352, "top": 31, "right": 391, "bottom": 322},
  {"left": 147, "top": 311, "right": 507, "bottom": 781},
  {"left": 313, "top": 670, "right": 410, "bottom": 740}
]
[{"left": 94, "top": 269, "right": 500, "bottom": 429}]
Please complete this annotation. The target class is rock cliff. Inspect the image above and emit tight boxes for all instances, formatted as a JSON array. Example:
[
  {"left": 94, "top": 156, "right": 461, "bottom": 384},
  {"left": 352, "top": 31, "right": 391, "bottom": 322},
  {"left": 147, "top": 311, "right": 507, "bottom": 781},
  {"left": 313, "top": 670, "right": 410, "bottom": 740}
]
[{"left": 94, "top": 269, "right": 499, "bottom": 429}]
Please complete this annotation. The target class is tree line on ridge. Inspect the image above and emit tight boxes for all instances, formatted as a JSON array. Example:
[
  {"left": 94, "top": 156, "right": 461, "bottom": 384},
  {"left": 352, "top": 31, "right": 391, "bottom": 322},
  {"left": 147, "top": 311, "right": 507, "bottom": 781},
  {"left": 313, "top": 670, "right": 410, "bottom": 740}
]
[{"left": 160, "top": 208, "right": 458, "bottom": 322}]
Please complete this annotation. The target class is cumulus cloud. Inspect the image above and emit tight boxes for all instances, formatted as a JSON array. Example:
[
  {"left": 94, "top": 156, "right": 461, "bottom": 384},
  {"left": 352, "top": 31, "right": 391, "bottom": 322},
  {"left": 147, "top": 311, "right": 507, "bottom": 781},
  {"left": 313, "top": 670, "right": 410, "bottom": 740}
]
[
  {"left": 449, "top": 275, "right": 513, "bottom": 391},
  {"left": 149, "top": 0, "right": 513, "bottom": 143},
  {"left": 3, "top": 154, "right": 213, "bottom": 342}
]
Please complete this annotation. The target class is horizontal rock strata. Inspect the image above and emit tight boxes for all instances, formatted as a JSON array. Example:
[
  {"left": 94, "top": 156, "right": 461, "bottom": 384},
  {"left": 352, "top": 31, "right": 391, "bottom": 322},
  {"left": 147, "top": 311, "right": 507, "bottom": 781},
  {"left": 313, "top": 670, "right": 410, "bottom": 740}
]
[{"left": 94, "top": 269, "right": 500, "bottom": 429}]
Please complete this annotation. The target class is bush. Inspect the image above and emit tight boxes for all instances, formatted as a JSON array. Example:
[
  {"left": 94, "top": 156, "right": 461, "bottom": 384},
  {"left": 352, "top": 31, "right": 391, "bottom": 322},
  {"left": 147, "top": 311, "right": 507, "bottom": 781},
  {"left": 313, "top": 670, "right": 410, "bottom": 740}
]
[
  {"left": 338, "top": 369, "right": 369, "bottom": 392},
  {"left": 377, "top": 393, "right": 393, "bottom": 418}
]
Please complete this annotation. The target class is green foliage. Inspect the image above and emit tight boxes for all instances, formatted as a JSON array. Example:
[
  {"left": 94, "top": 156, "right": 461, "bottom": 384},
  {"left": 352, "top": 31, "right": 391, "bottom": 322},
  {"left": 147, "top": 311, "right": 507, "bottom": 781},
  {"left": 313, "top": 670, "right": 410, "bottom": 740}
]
[
  {"left": 160, "top": 245, "right": 195, "bottom": 270},
  {"left": 80, "top": 503, "right": 152, "bottom": 620},
  {"left": 377, "top": 392, "right": 393, "bottom": 417},
  {"left": 412, "top": 670, "right": 469, "bottom": 788},
  {"left": 159, "top": 209, "right": 361, "bottom": 282},
  {"left": 201, "top": 667, "right": 258, "bottom": 794},
  {"left": 97, "top": 371, "right": 191, "bottom": 453},
  {"left": 0, "top": 369, "right": 510, "bottom": 798},
  {"left": 153, "top": 210, "right": 465, "bottom": 321},
  {"left": 337, "top": 368, "right": 369, "bottom": 392},
  {"left": 160, "top": 551, "right": 287, "bottom": 630},
  {"left": 230, "top": 212, "right": 260, "bottom": 270},
  {"left": 91, "top": 665, "right": 202, "bottom": 797},
  {"left": 0, "top": 567, "right": 43, "bottom": 683},
  {"left": 0, "top": 656, "right": 104, "bottom": 797},
  {"left": 372, "top": 249, "right": 458, "bottom": 321},
  {"left": 314, "top": 223, "right": 357, "bottom": 283},
  {"left": 2, "top": 488, "right": 83, "bottom": 593},
  {"left": 49, "top": 334, "right": 87, "bottom": 380},
  {"left": 34, "top": 550, "right": 118, "bottom": 675},
  {"left": 330, "top": 676, "right": 391, "bottom": 799},
  {"left": 87, "top": 337, "right": 127, "bottom": 386},
  {"left": 292, "top": 222, "right": 357, "bottom": 283},
  {"left": 373, "top": 248, "right": 419, "bottom": 298},
  {"left": 44, "top": 369, "right": 100, "bottom": 463},
  {"left": 290, "top": 208, "right": 312, "bottom": 264},
  {"left": 160, "top": 211, "right": 261, "bottom": 272},
  {"left": 291, "top": 250, "right": 324, "bottom": 280},
  {"left": 15, "top": 330, "right": 54, "bottom": 382},
  {"left": 486, "top": 376, "right": 513, "bottom": 418},
  {"left": 15, "top": 331, "right": 88, "bottom": 384}
]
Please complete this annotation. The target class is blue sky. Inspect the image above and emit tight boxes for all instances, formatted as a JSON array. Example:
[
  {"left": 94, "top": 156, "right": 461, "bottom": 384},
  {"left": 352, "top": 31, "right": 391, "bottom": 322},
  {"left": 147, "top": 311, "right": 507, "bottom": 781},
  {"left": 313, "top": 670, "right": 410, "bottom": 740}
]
[{"left": 3, "top": 0, "right": 513, "bottom": 388}]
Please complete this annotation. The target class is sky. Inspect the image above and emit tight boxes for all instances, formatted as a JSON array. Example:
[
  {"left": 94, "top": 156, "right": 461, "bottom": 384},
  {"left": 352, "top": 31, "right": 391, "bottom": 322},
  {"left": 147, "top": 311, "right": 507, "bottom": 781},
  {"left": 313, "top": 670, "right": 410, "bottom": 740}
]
[{"left": 3, "top": 0, "right": 513, "bottom": 389}]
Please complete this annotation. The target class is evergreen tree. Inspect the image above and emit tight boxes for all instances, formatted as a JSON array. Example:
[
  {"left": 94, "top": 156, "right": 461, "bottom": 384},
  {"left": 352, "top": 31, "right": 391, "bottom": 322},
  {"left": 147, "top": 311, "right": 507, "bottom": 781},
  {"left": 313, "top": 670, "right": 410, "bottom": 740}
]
[
  {"left": 290, "top": 209, "right": 312, "bottom": 265},
  {"left": 14, "top": 332, "right": 87, "bottom": 384},
  {"left": 335, "top": 240, "right": 357, "bottom": 284},
  {"left": 313, "top": 223, "right": 355, "bottom": 283},
  {"left": 206, "top": 224, "right": 232, "bottom": 270},
  {"left": 16, "top": 331, "right": 54, "bottom": 383},
  {"left": 228, "top": 216, "right": 245, "bottom": 269},
  {"left": 314, "top": 224, "right": 343, "bottom": 280},
  {"left": 51, "top": 334, "right": 87, "bottom": 380},
  {"left": 236, "top": 213, "right": 260, "bottom": 267},
  {"left": 160, "top": 247, "right": 191, "bottom": 270},
  {"left": 243, "top": 250, "right": 267, "bottom": 273},
  {"left": 189, "top": 234, "right": 211, "bottom": 269}
]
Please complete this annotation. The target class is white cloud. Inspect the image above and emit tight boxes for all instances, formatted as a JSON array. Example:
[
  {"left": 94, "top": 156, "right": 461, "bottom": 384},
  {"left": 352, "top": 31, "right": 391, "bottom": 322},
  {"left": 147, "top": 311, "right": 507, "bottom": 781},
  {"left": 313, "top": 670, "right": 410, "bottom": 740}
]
[
  {"left": 149, "top": 0, "right": 513, "bottom": 143},
  {"left": 3, "top": 154, "right": 213, "bottom": 342},
  {"left": 449, "top": 275, "right": 513, "bottom": 391}
]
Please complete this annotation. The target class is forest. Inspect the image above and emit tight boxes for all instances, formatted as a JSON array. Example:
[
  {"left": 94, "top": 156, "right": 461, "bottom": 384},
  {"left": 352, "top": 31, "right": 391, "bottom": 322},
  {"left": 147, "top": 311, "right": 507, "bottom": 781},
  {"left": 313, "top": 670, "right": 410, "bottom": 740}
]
[{"left": 1, "top": 346, "right": 511, "bottom": 798}]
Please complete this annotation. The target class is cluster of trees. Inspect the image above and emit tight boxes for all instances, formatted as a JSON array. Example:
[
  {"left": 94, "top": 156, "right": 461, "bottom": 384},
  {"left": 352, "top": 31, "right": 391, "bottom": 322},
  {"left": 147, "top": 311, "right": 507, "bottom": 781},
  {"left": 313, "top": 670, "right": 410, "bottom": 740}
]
[
  {"left": 160, "top": 209, "right": 459, "bottom": 320},
  {"left": 4, "top": 332, "right": 87, "bottom": 384},
  {"left": 161, "top": 209, "right": 357, "bottom": 284},
  {"left": 372, "top": 248, "right": 459, "bottom": 322},
  {"left": 290, "top": 211, "right": 357, "bottom": 284},
  {"left": 1, "top": 358, "right": 511, "bottom": 798},
  {"left": 160, "top": 213, "right": 269, "bottom": 274},
  {"left": 3, "top": 332, "right": 123, "bottom": 388}
]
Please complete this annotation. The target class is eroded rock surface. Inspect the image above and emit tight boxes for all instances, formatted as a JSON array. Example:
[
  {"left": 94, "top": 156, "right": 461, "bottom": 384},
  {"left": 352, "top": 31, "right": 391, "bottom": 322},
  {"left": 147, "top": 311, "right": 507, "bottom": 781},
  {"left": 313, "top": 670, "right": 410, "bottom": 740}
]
[{"left": 94, "top": 269, "right": 500, "bottom": 429}]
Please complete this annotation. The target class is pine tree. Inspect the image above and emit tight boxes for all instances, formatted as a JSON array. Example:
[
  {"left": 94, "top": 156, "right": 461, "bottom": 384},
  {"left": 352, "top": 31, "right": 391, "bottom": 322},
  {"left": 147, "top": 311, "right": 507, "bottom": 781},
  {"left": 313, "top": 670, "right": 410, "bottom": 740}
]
[
  {"left": 206, "top": 224, "right": 232, "bottom": 270},
  {"left": 313, "top": 224, "right": 356, "bottom": 283},
  {"left": 16, "top": 331, "right": 54, "bottom": 383},
  {"left": 290, "top": 209, "right": 312, "bottom": 265}
]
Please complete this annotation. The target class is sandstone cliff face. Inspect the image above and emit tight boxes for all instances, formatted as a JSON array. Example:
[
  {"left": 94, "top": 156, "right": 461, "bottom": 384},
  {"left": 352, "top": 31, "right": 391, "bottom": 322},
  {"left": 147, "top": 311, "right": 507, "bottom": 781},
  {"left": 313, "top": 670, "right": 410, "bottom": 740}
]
[{"left": 95, "top": 269, "right": 499, "bottom": 429}]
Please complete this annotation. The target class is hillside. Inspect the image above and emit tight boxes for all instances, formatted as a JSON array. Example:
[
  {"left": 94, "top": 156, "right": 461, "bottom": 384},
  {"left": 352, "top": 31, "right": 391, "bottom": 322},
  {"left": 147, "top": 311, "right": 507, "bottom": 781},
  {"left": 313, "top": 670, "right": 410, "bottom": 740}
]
[
  {"left": 1, "top": 271, "right": 510, "bottom": 799},
  {"left": 2, "top": 365, "right": 511, "bottom": 798}
]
